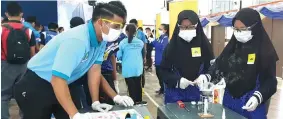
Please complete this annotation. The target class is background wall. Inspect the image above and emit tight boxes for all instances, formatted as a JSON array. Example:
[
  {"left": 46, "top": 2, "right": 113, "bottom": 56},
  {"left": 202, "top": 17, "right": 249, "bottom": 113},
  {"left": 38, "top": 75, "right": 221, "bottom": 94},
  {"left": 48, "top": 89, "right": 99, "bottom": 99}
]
[
  {"left": 262, "top": 17, "right": 283, "bottom": 77},
  {"left": 1, "top": 1, "right": 58, "bottom": 26}
]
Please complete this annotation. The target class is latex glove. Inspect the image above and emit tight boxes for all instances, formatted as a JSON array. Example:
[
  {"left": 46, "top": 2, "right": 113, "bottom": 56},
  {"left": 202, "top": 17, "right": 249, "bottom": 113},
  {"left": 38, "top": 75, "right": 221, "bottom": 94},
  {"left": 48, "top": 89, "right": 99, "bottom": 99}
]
[
  {"left": 148, "top": 38, "right": 154, "bottom": 42},
  {"left": 113, "top": 95, "right": 134, "bottom": 107},
  {"left": 72, "top": 112, "right": 93, "bottom": 119},
  {"left": 242, "top": 96, "right": 259, "bottom": 111},
  {"left": 194, "top": 74, "right": 210, "bottom": 89},
  {"left": 210, "top": 59, "right": 216, "bottom": 65},
  {"left": 214, "top": 78, "right": 226, "bottom": 89},
  {"left": 114, "top": 80, "right": 119, "bottom": 94},
  {"left": 91, "top": 101, "right": 113, "bottom": 112},
  {"left": 177, "top": 77, "right": 195, "bottom": 89}
]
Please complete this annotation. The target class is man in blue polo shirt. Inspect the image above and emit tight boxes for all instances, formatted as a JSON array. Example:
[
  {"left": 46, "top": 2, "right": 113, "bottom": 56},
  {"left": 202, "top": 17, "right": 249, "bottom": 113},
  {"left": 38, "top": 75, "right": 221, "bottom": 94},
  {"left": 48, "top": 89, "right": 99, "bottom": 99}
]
[{"left": 14, "top": 2, "right": 134, "bottom": 119}]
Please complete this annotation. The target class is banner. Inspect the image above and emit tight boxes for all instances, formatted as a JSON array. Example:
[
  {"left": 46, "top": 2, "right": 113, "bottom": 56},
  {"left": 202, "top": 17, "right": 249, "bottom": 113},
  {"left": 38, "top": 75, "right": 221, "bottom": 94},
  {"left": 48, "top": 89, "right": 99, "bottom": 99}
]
[{"left": 199, "top": 2, "right": 283, "bottom": 27}]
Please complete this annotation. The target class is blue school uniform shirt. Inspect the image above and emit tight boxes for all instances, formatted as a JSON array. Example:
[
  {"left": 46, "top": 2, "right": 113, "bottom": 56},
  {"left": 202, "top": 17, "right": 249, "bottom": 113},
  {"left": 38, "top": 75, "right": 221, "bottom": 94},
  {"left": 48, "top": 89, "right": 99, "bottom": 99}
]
[
  {"left": 117, "top": 37, "right": 144, "bottom": 78},
  {"left": 23, "top": 22, "right": 40, "bottom": 42},
  {"left": 101, "top": 33, "right": 126, "bottom": 72},
  {"left": 136, "top": 29, "right": 147, "bottom": 43},
  {"left": 27, "top": 21, "right": 107, "bottom": 84},
  {"left": 152, "top": 34, "right": 169, "bottom": 66},
  {"left": 42, "top": 30, "right": 58, "bottom": 45}
]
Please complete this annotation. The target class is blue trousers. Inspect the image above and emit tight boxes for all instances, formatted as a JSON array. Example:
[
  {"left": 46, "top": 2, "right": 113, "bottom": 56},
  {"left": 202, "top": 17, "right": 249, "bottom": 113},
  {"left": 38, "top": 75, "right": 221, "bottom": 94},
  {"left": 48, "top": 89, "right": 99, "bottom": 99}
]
[{"left": 223, "top": 89, "right": 267, "bottom": 119}]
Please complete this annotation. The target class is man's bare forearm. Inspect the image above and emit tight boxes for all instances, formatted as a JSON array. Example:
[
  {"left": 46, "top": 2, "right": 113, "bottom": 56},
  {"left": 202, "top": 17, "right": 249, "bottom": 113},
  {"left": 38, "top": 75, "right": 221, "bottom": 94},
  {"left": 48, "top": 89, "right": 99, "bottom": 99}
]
[
  {"left": 51, "top": 76, "right": 78, "bottom": 117},
  {"left": 100, "top": 76, "right": 117, "bottom": 99},
  {"left": 88, "top": 65, "right": 101, "bottom": 102},
  {"left": 30, "top": 46, "right": 35, "bottom": 57}
]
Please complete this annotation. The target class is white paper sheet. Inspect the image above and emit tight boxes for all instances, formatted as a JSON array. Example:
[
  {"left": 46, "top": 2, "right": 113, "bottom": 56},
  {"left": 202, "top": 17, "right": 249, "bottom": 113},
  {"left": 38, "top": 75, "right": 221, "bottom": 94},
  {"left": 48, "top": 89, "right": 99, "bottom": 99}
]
[{"left": 89, "top": 109, "right": 143, "bottom": 119}]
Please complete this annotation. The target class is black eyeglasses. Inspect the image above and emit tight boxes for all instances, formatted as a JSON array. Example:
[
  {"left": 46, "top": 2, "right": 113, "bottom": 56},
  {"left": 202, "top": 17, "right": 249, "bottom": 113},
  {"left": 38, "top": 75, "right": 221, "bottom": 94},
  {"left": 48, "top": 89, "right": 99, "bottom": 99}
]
[
  {"left": 232, "top": 22, "right": 258, "bottom": 32},
  {"left": 178, "top": 23, "right": 197, "bottom": 30}
]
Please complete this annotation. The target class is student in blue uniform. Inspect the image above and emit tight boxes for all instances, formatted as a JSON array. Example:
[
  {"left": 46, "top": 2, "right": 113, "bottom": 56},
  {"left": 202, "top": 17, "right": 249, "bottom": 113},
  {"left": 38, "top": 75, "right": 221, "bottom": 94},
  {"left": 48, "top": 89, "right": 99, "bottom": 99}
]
[
  {"left": 152, "top": 24, "right": 169, "bottom": 95},
  {"left": 14, "top": 2, "right": 134, "bottom": 119},
  {"left": 117, "top": 24, "right": 144, "bottom": 104},
  {"left": 129, "top": 19, "right": 147, "bottom": 91},
  {"left": 160, "top": 10, "right": 214, "bottom": 104},
  {"left": 195, "top": 8, "right": 278, "bottom": 119},
  {"left": 34, "top": 22, "right": 44, "bottom": 52},
  {"left": 23, "top": 16, "right": 40, "bottom": 41},
  {"left": 145, "top": 27, "right": 154, "bottom": 71},
  {"left": 40, "top": 22, "right": 58, "bottom": 48}
]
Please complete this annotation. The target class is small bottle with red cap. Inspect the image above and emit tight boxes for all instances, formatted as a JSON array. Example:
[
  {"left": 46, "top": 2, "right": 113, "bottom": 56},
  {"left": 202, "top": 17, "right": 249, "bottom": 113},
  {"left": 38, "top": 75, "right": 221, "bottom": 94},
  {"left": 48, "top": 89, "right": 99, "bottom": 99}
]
[{"left": 177, "top": 100, "right": 185, "bottom": 108}]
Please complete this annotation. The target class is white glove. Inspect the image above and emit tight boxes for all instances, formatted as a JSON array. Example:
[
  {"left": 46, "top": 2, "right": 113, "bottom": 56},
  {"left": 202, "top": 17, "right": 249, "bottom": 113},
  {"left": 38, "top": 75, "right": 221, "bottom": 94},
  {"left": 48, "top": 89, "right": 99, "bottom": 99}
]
[
  {"left": 210, "top": 59, "right": 216, "bottom": 65},
  {"left": 214, "top": 78, "right": 226, "bottom": 89},
  {"left": 194, "top": 74, "right": 210, "bottom": 90},
  {"left": 148, "top": 38, "right": 154, "bottom": 42},
  {"left": 72, "top": 112, "right": 93, "bottom": 119},
  {"left": 113, "top": 95, "right": 134, "bottom": 107},
  {"left": 177, "top": 77, "right": 195, "bottom": 89},
  {"left": 91, "top": 101, "right": 113, "bottom": 112},
  {"left": 242, "top": 96, "right": 259, "bottom": 111},
  {"left": 114, "top": 80, "right": 119, "bottom": 94}
]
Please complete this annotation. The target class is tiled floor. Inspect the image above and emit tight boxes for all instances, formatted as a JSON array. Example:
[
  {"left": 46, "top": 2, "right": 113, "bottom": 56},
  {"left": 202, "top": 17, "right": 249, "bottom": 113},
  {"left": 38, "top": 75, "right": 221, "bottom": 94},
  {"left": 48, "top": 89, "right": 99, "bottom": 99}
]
[
  {"left": 8, "top": 71, "right": 283, "bottom": 119},
  {"left": 267, "top": 78, "right": 283, "bottom": 119}
]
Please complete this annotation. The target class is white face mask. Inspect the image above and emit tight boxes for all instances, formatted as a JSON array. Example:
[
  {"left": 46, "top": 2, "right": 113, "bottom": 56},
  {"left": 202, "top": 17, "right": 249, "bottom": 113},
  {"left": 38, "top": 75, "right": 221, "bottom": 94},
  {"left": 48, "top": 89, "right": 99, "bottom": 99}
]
[
  {"left": 178, "top": 30, "right": 196, "bottom": 42},
  {"left": 102, "top": 24, "right": 121, "bottom": 42},
  {"left": 159, "top": 30, "right": 164, "bottom": 35},
  {"left": 233, "top": 30, "right": 253, "bottom": 43}
]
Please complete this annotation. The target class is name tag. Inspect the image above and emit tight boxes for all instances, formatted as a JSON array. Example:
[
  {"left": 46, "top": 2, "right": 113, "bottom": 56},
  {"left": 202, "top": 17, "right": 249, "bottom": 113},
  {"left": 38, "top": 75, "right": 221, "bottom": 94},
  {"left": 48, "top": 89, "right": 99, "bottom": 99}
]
[
  {"left": 191, "top": 47, "right": 201, "bottom": 57},
  {"left": 103, "top": 52, "right": 109, "bottom": 61},
  {"left": 247, "top": 53, "right": 256, "bottom": 64}
]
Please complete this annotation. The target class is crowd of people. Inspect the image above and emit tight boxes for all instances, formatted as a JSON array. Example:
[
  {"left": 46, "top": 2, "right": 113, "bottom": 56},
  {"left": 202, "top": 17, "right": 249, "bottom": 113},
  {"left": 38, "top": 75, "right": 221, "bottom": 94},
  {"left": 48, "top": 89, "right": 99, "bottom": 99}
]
[{"left": 1, "top": 1, "right": 279, "bottom": 119}]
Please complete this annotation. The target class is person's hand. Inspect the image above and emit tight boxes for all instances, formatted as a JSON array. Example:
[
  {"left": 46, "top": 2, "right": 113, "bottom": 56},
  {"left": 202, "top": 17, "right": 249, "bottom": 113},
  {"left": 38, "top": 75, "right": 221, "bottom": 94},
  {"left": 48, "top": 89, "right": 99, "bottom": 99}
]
[
  {"left": 71, "top": 112, "right": 93, "bottom": 119},
  {"left": 148, "top": 38, "right": 154, "bottom": 42},
  {"left": 242, "top": 96, "right": 259, "bottom": 111},
  {"left": 114, "top": 80, "right": 119, "bottom": 94},
  {"left": 113, "top": 95, "right": 134, "bottom": 107},
  {"left": 143, "top": 58, "right": 147, "bottom": 64},
  {"left": 242, "top": 91, "right": 262, "bottom": 111},
  {"left": 91, "top": 101, "right": 113, "bottom": 112},
  {"left": 194, "top": 74, "right": 210, "bottom": 89},
  {"left": 177, "top": 77, "right": 195, "bottom": 89}
]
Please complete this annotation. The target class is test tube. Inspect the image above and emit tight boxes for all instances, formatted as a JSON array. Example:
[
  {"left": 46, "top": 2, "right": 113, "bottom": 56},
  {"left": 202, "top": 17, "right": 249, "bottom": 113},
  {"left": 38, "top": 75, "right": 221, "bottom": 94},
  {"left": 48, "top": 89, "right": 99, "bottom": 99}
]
[{"left": 204, "top": 98, "right": 208, "bottom": 115}]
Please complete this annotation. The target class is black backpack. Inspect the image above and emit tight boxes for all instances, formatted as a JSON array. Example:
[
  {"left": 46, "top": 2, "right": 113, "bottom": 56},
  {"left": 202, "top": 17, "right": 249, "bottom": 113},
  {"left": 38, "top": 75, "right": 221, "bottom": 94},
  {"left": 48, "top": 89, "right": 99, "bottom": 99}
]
[{"left": 2, "top": 24, "right": 31, "bottom": 64}]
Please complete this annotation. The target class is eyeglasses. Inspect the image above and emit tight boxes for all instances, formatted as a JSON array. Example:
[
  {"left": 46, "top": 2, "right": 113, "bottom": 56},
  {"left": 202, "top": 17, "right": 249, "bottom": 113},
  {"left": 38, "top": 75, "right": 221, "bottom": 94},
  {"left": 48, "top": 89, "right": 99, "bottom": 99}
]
[
  {"left": 178, "top": 24, "right": 197, "bottom": 30},
  {"left": 232, "top": 22, "right": 258, "bottom": 32},
  {"left": 101, "top": 19, "right": 123, "bottom": 30}
]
